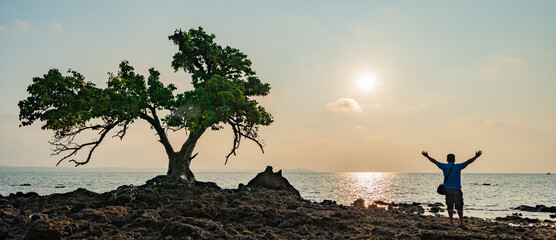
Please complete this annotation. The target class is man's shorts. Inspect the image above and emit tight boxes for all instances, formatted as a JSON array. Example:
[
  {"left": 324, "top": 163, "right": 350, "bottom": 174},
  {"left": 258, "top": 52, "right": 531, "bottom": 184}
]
[{"left": 444, "top": 188, "right": 464, "bottom": 210}]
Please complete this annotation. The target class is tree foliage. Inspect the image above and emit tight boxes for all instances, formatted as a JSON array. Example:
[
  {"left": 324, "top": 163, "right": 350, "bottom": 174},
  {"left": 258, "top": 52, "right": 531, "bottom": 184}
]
[{"left": 18, "top": 27, "right": 273, "bottom": 171}]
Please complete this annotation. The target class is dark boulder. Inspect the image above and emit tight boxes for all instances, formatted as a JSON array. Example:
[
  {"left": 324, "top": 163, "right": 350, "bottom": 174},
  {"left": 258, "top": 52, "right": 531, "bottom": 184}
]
[
  {"left": 24, "top": 219, "right": 63, "bottom": 240},
  {"left": 429, "top": 206, "right": 442, "bottom": 213},
  {"left": 514, "top": 204, "right": 556, "bottom": 213},
  {"left": 536, "top": 205, "right": 556, "bottom": 213},
  {"left": 352, "top": 198, "right": 365, "bottom": 208},
  {"left": 246, "top": 166, "right": 300, "bottom": 196},
  {"left": 514, "top": 205, "right": 537, "bottom": 212},
  {"left": 0, "top": 227, "right": 8, "bottom": 240}
]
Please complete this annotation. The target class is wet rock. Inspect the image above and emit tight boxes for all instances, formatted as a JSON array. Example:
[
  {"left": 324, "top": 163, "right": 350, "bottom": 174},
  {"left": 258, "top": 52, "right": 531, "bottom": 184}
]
[
  {"left": 495, "top": 213, "right": 540, "bottom": 224},
  {"left": 398, "top": 203, "right": 425, "bottom": 214},
  {"left": 514, "top": 204, "right": 556, "bottom": 213},
  {"left": 514, "top": 205, "right": 537, "bottom": 212},
  {"left": 428, "top": 202, "right": 444, "bottom": 207},
  {"left": 550, "top": 214, "right": 556, "bottom": 218},
  {"left": 536, "top": 205, "right": 556, "bottom": 213},
  {"left": 20, "top": 184, "right": 31, "bottom": 186},
  {"left": 429, "top": 206, "right": 442, "bottom": 213},
  {"left": 246, "top": 166, "right": 300, "bottom": 196},
  {"left": 373, "top": 200, "right": 389, "bottom": 206},
  {"left": 320, "top": 199, "right": 336, "bottom": 205},
  {"left": 54, "top": 185, "right": 65, "bottom": 189}
]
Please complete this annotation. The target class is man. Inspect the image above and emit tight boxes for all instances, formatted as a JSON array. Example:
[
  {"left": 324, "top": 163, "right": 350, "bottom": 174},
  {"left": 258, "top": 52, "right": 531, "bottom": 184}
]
[{"left": 421, "top": 150, "right": 482, "bottom": 228}]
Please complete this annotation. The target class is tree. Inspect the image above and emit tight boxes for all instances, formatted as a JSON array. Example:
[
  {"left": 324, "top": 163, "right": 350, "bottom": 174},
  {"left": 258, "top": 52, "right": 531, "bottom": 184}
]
[{"left": 18, "top": 27, "right": 273, "bottom": 183}]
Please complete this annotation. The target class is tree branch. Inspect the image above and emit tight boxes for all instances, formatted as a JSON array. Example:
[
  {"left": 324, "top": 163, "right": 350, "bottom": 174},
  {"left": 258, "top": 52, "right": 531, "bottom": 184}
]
[
  {"left": 139, "top": 110, "right": 175, "bottom": 156},
  {"left": 52, "top": 122, "right": 118, "bottom": 167},
  {"left": 225, "top": 117, "right": 265, "bottom": 165}
]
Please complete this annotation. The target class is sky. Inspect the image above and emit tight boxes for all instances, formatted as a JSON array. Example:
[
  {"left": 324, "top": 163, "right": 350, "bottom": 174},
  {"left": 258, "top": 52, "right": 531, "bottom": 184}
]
[{"left": 1, "top": 1, "right": 555, "bottom": 173}]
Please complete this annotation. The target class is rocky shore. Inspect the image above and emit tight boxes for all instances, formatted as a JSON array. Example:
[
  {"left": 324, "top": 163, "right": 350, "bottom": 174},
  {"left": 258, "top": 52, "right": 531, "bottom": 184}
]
[{"left": 1, "top": 167, "right": 554, "bottom": 239}]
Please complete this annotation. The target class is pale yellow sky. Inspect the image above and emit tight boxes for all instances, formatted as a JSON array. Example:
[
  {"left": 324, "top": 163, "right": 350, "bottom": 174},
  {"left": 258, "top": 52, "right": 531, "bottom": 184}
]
[{"left": 1, "top": 1, "right": 555, "bottom": 173}]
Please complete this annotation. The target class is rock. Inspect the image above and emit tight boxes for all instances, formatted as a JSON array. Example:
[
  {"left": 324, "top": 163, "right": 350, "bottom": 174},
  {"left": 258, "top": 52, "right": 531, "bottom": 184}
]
[
  {"left": 88, "top": 226, "right": 103, "bottom": 237},
  {"left": 496, "top": 213, "right": 540, "bottom": 224},
  {"left": 54, "top": 185, "right": 65, "bottom": 189},
  {"left": 352, "top": 198, "right": 365, "bottom": 208},
  {"left": 0, "top": 227, "right": 8, "bottom": 240},
  {"left": 69, "top": 202, "right": 88, "bottom": 214},
  {"left": 550, "top": 214, "right": 556, "bottom": 218},
  {"left": 146, "top": 175, "right": 168, "bottom": 186},
  {"left": 20, "top": 184, "right": 31, "bottom": 186},
  {"left": 428, "top": 202, "right": 444, "bottom": 207},
  {"left": 246, "top": 166, "right": 300, "bottom": 196},
  {"left": 135, "top": 192, "right": 159, "bottom": 205},
  {"left": 9, "top": 192, "right": 39, "bottom": 199},
  {"left": 1, "top": 177, "right": 555, "bottom": 239},
  {"left": 237, "top": 183, "right": 251, "bottom": 192},
  {"left": 24, "top": 219, "right": 63, "bottom": 240},
  {"left": 194, "top": 181, "right": 221, "bottom": 190},
  {"left": 514, "top": 205, "right": 537, "bottom": 212},
  {"left": 429, "top": 206, "right": 441, "bottom": 213},
  {"left": 536, "top": 205, "right": 556, "bottom": 213},
  {"left": 373, "top": 200, "right": 389, "bottom": 206},
  {"left": 29, "top": 213, "right": 49, "bottom": 222},
  {"left": 321, "top": 200, "right": 336, "bottom": 205}
]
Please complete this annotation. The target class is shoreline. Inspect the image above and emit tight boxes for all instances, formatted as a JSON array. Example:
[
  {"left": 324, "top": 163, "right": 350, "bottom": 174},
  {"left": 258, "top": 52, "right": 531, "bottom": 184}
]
[
  {"left": 2, "top": 171, "right": 554, "bottom": 223},
  {"left": 1, "top": 180, "right": 554, "bottom": 239}
]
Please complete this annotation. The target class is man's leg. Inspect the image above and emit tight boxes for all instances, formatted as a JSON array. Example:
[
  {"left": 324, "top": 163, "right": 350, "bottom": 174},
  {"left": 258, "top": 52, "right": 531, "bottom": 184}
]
[
  {"left": 455, "top": 189, "right": 465, "bottom": 227},
  {"left": 457, "top": 210, "right": 464, "bottom": 226},
  {"left": 445, "top": 191, "right": 456, "bottom": 224}
]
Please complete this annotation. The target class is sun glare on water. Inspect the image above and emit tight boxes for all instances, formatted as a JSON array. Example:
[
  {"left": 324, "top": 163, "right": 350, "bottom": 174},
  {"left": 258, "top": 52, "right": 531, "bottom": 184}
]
[{"left": 357, "top": 73, "right": 376, "bottom": 91}]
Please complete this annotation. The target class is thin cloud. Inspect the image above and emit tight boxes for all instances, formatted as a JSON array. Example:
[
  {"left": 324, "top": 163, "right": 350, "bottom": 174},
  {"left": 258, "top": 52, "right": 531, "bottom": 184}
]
[
  {"left": 51, "top": 22, "right": 63, "bottom": 32},
  {"left": 479, "top": 57, "right": 524, "bottom": 76},
  {"left": 354, "top": 125, "right": 366, "bottom": 130},
  {"left": 467, "top": 118, "right": 517, "bottom": 128},
  {"left": 0, "top": 19, "right": 34, "bottom": 35},
  {"left": 326, "top": 98, "right": 362, "bottom": 113},
  {"left": 13, "top": 19, "right": 33, "bottom": 33}
]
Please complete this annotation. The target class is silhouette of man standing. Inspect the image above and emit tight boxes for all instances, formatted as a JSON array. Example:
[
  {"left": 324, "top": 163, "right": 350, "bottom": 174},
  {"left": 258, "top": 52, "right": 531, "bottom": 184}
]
[{"left": 422, "top": 150, "right": 482, "bottom": 227}]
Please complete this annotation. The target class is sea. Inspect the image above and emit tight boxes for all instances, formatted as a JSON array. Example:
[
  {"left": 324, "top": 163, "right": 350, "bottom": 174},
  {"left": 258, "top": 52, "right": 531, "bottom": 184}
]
[{"left": 0, "top": 171, "right": 554, "bottom": 221}]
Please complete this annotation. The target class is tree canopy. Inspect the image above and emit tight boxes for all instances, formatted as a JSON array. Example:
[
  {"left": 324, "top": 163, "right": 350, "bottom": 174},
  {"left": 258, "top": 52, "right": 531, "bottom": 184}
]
[{"left": 18, "top": 27, "right": 273, "bottom": 181}]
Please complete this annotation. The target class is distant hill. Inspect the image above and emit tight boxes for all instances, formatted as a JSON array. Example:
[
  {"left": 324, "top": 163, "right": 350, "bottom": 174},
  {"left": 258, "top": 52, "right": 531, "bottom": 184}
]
[
  {"left": 0, "top": 166, "right": 315, "bottom": 173},
  {"left": 0, "top": 165, "right": 166, "bottom": 173}
]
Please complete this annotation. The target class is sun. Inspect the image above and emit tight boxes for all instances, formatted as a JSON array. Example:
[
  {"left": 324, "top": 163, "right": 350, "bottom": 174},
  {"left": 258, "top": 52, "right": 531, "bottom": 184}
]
[{"left": 357, "top": 73, "right": 376, "bottom": 91}]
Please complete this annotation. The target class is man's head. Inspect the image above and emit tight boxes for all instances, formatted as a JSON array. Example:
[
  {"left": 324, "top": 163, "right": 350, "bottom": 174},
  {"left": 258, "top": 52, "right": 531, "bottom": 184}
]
[{"left": 447, "top": 154, "right": 455, "bottom": 163}]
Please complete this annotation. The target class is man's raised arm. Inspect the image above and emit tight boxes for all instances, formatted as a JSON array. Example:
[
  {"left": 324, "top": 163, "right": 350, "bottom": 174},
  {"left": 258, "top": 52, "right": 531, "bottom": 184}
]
[
  {"left": 421, "top": 151, "right": 438, "bottom": 165},
  {"left": 465, "top": 150, "right": 483, "bottom": 166}
]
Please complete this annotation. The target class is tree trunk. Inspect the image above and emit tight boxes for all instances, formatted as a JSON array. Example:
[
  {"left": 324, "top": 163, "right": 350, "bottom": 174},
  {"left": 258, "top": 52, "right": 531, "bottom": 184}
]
[
  {"left": 167, "top": 152, "right": 196, "bottom": 182},
  {"left": 167, "top": 128, "right": 206, "bottom": 183}
]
